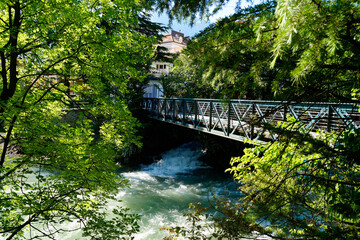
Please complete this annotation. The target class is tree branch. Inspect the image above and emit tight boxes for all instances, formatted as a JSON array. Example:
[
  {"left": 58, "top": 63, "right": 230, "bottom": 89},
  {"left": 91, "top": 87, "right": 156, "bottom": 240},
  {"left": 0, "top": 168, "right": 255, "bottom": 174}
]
[
  {"left": 321, "top": 64, "right": 359, "bottom": 71},
  {"left": 297, "top": 173, "right": 360, "bottom": 187},
  {"left": 0, "top": 115, "right": 18, "bottom": 168},
  {"left": 0, "top": 51, "right": 7, "bottom": 94}
]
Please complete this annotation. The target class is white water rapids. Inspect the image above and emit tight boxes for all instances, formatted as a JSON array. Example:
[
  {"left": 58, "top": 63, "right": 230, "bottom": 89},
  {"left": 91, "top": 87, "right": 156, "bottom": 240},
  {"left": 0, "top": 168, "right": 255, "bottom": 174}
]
[
  {"left": 118, "top": 142, "right": 240, "bottom": 239},
  {"left": 20, "top": 142, "right": 241, "bottom": 240}
]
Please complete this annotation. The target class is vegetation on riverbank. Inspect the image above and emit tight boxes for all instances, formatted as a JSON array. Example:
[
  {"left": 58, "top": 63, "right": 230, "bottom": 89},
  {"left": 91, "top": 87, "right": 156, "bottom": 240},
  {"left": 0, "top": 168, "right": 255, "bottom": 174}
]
[
  {"left": 1, "top": 0, "right": 359, "bottom": 239},
  {"left": 161, "top": 0, "right": 360, "bottom": 239},
  {"left": 0, "top": 0, "right": 162, "bottom": 238}
]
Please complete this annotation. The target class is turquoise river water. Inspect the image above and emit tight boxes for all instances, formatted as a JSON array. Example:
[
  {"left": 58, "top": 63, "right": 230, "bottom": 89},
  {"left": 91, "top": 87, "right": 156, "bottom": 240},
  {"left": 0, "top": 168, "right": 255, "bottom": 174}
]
[
  {"left": 23, "top": 142, "right": 242, "bottom": 239},
  {"left": 118, "top": 142, "right": 241, "bottom": 239}
]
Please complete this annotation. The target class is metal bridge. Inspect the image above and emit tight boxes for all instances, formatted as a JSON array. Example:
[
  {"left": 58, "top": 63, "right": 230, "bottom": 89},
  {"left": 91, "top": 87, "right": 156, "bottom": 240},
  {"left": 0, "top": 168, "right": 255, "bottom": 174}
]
[{"left": 142, "top": 98, "right": 360, "bottom": 143}]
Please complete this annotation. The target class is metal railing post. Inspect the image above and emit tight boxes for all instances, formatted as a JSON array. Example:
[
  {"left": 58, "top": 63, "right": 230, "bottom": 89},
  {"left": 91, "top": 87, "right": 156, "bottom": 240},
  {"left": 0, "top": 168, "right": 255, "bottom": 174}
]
[
  {"left": 158, "top": 99, "right": 161, "bottom": 117},
  {"left": 150, "top": 99, "right": 153, "bottom": 112},
  {"left": 327, "top": 105, "right": 333, "bottom": 132},
  {"left": 164, "top": 99, "right": 167, "bottom": 121},
  {"left": 173, "top": 99, "right": 175, "bottom": 122},
  {"left": 209, "top": 101, "right": 212, "bottom": 132},
  {"left": 251, "top": 103, "right": 255, "bottom": 140},
  {"left": 227, "top": 101, "right": 231, "bottom": 136},
  {"left": 155, "top": 99, "right": 158, "bottom": 117},
  {"left": 194, "top": 100, "right": 198, "bottom": 128},
  {"left": 182, "top": 99, "right": 186, "bottom": 125},
  {"left": 283, "top": 103, "right": 287, "bottom": 122},
  {"left": 148, "top": 99, "right": 151, "bottom": 116}
]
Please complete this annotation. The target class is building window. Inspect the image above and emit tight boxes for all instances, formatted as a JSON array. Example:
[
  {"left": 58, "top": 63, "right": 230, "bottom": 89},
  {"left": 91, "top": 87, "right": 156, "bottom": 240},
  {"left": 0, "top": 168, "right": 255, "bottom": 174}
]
[
  {"left": 156, "top": 64, "right": 167, "bottom": 70},
  {"left": 174, "top": 34, "right": 180, "bottom": 42}
]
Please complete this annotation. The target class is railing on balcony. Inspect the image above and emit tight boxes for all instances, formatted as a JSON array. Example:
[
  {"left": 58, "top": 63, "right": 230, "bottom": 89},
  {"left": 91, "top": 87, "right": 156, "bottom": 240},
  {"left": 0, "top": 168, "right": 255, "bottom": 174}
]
[{"left": 141, "top": 98, "right": 360, "bottom": 143}]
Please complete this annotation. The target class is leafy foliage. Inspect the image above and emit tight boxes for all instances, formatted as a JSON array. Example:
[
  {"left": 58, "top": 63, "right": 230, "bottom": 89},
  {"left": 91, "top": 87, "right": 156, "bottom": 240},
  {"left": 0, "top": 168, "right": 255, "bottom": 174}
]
[
  {"left": 162, "top": 203, "right": 213, "bottom": 240},
  {"left": 163, "top": 124, "right": 360, "bottom": 239},
  {"left": 161, "top": 0, "right": 360, "bottom": 239},
  {"left": 170, "top": 0, "right": 360, "bottom": 101},
  {"left": 149, "top": 0, "right": 230, "bottom": 25},
  {"left": 271, "top": 0, "right": 360, "bottom": 101},
  {"left": 226, "top": 126, "right": 360, "bottom": 239},
  {"left": 160, "top": 54, "right": 219, "bottom": 98},
  {"left": 169, "top": 1, "right": 285, "bottom": 100},
  {"left": 0, "top": 0, "right": 159, "bottom": 239}
]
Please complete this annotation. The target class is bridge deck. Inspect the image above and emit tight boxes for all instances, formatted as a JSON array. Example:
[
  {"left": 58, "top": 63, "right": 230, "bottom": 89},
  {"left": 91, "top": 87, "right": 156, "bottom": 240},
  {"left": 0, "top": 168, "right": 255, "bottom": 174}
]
[{"left": 142, "top": 98, "right": 360, "bottom": 143}]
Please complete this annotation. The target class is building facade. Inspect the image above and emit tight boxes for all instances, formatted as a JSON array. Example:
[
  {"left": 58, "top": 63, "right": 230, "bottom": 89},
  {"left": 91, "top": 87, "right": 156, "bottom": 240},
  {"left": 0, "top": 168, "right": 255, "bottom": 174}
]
[{"left": 144, "top": 30, "right": 189, "bottom": 98}]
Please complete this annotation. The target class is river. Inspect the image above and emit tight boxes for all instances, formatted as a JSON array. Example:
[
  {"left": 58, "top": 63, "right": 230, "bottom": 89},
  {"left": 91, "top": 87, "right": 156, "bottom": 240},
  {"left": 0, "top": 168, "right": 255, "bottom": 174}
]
[
  {"left": 119, "top": 142, "right": 240, "bottom": 239},
  {"left": 23, "top": 142, "right": 240, "bottom": 240}
]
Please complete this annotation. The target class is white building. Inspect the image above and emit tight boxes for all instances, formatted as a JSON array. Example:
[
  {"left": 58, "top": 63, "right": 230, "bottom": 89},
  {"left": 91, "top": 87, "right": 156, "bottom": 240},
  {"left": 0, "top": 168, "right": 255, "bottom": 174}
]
[
  {"left": 143, "top": 80, "right": 163, "bottom": 98},
  {"left": 144, "top": 30, "right": 189, "bottom": 98}
]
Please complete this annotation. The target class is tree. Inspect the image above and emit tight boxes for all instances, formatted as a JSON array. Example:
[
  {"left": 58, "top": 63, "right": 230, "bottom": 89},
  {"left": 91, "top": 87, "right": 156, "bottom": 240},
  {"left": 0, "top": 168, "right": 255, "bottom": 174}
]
[
  {"left": 165, "top": 126, "right": 360, "bottom": 239},
  {"left": 150, "top": 0, "right": 229, "bottom": 25},
  {"left": 224, "top": 1, "right": 360, "bottom": 238},
  {"left": 125, "top": 11, "right": 168, "bottom": 115},
  {"left": 158, "top": 54, "right": 220, "bottom": 98},
  {"left": 162, "top": 0, "right": 360, "bottom": 239},
  {"left": 168, "top": 0, "right": 360, "bottom": 101},
  {"left": 227, "top": 125, "right": 360, "bottom": 239},
  {"left": 166, "top": 1, "right": 288, "bottom": 100},
  {"left": 271, "top": 0, "right": 360, "bottom": 102},
  {"left": 0, "top": 0, "right": 158, "bottom": 239}
]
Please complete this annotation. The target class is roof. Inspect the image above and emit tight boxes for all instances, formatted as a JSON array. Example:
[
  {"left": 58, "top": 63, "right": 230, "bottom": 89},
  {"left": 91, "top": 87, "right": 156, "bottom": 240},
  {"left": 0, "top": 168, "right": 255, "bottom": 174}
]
[{"left": 162, "top": 30, "right": 189, "bottom": 45}]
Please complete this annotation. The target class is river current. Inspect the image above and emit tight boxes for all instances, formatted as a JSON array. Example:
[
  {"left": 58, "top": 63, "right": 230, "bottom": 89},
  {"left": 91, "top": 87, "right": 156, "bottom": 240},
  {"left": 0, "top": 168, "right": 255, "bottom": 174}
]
[
  {"left": 119, "top": 143, "right": 237, "bottom": 240},
  {"left": 23, "top": 142, "right": 240, "bottom": 240},
  {"left": 119, "top": 142, "right": 240, "bottom": 239}
]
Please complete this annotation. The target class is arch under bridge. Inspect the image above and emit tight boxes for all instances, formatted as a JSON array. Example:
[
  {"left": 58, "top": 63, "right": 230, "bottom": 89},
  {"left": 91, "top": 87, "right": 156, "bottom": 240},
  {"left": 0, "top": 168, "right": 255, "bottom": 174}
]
[{"left": 141, "top": 98, "right": 360, "bottom": 143}]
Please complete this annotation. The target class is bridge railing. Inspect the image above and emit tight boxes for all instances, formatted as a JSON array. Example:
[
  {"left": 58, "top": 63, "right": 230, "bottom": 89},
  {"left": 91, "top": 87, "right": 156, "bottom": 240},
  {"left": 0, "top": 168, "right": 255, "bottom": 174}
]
[{"left": 142, "top": 98, "right": 360, "bottom": 142}]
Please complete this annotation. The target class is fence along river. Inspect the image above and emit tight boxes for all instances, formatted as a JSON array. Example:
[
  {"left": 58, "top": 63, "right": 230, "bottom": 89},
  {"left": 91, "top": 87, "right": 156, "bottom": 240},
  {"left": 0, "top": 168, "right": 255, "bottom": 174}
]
[{"left": 142, "top": 98, "right": 360, "bottom": 143}]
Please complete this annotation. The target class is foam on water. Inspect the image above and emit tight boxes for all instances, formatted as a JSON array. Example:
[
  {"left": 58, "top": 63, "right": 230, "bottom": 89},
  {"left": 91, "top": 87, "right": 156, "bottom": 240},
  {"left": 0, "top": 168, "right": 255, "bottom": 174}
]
[
  {"left": 136, "top": 142, "right": 209, "bottom": 177},
  {"left": 20, "top": 142, "right": 240, "bottom": 240},
  {"left": 118, "top": 142, "right": 239, "bottom": 239}
]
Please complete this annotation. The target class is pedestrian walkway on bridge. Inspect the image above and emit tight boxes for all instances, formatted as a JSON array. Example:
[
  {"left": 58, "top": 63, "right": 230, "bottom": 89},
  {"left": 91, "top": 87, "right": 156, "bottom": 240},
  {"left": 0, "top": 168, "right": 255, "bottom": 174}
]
[{"left": 142, "top": 98, "right": 360, "bottom": 143}]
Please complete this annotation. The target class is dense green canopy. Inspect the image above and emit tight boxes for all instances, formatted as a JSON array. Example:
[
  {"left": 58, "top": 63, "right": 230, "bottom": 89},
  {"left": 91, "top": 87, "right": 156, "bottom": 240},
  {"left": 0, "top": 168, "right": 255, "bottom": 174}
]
[
  {"left": 0, "top": 0, "right": 157, "bottom": 238},
  {"left": 162, "top": 0, "right": 360, "bottom": 239},
  {"left": 168, "top": 0, "right": 360, "bottom": 102},
  {"left": 1, "top": 0, "right": 360, "bottom": 238}
]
